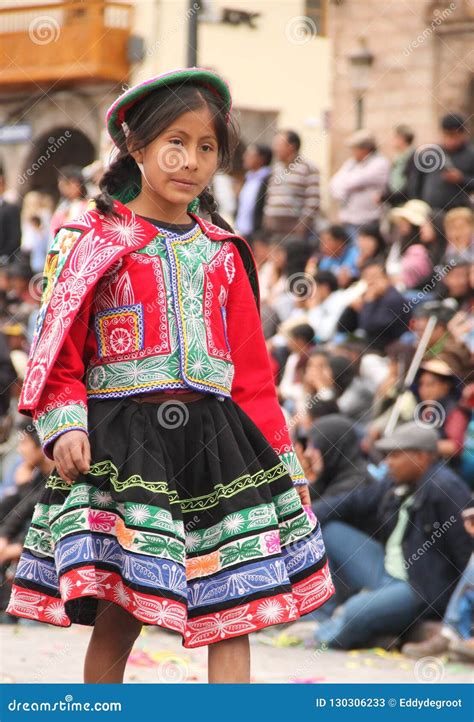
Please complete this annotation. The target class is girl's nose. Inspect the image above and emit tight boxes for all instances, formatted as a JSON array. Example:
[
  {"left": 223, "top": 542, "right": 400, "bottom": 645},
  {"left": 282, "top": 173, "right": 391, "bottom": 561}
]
[{"left": 184, "top": 147, "right": 199, "bottom": 170}]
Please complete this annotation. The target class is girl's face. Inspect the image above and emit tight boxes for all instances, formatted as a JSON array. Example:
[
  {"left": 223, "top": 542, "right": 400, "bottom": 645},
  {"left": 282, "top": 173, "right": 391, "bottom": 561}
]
[{"left": 134, "top": 105, "right": 219, "bottom": 211}]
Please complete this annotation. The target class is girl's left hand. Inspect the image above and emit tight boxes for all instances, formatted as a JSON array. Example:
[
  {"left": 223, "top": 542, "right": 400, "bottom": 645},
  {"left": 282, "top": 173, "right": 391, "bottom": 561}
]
[{"left": 296, "top": 484, "right": 311, "bottom": 506}]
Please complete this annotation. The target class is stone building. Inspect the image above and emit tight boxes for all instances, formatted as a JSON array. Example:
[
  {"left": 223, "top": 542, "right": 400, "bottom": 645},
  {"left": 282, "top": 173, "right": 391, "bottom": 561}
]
[{"left": 328, "top": 0, "right": 474, "bottom": 170}]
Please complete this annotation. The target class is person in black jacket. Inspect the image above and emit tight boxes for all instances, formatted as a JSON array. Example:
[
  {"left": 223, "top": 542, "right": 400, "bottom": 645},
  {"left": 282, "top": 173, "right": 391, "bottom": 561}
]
[
  {"left": 312, "top": 422, "right": 472, "bottom": 649},
  {"left": 234, "top": 143, "right": 272, "bottom": 243},
  {"left": 410, "top": 113, "right": 474, "bottom": 212},
  {"left": 0, "top": 168, "right": 21, "bottom": 264},
  {"left": 337, "top": 260, "right": 412, "bottom": 352}
]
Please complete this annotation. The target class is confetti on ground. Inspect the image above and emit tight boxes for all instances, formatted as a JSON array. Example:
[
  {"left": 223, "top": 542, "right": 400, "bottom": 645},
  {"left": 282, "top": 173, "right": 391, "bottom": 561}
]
[{"left": 256, "top": 631, "right": 304, "bottom": 648}]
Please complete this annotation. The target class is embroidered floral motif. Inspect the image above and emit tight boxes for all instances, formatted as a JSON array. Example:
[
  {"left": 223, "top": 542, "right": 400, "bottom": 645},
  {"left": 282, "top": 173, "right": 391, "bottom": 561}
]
[{"left": 94, "top": 303, "right": 145, "bottom": 358}]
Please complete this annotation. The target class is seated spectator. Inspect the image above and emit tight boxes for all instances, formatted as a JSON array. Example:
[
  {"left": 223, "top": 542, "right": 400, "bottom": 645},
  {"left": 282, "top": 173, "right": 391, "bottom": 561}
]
[
  {"left": 387, "top": 200, "right": 433, "bottom": 290},
  {"left": 435, "top": 258, "right": 471, "bottom": 310},
  {"left": 402, "top": 502, "right": 474, "bottom": 662},
  {"left": 337, "top": 260, "right": 412, "bottom": 352},
  {"left": 304, "top": 350, "right": 355, "bottom": 407},
  {"left": 412, "top": 300, "right": 472, "bottom": 382},
  {"left": 0, "top": 423, "right": 54, "bottom": 615},
  {"left": 317, "top": 225, "right": 359, "bottom": 288},
  {"left": 414, "top": 359, "right": 468, "bottom": 464},
  {"left": 306, "top": 271, "right": 353, "bottom": 343},
  {"left": 312, "top": 423, "right": 471, "bottom": 650},
  {"left": 419, "top": 210, "right": 447, "bottom": 266},
  {"left": 278, "top": 323, "right": 316, "bottom": 416},
  {"left": 443, "top": 207, "right": 473, "bottom": 263},
  {"left": 302, "top": 414, "right": 374, "bottom": 499},
  {"left": 5, "top": 261, "right": 38, "bottom": 326},
  {"left": 355, "top": 222, "right": 386, "bottom": 273},
  {"left": 263, "top": 237, "right": 312, "bottom": 321},
  {"left": 362, "top": 342, "right": 418, "bottom": 455}
]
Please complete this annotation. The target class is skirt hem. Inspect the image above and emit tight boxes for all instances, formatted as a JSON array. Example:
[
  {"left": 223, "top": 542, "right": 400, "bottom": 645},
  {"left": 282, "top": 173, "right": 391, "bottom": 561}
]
[{"left": 6, "top": 562, "right": 334, "bottom": 649}]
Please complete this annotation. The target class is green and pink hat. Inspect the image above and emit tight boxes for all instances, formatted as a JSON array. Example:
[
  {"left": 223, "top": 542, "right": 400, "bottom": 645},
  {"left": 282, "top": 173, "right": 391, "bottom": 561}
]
[{"left": 106, "top": 66, "right": 233, "bottom": 148}]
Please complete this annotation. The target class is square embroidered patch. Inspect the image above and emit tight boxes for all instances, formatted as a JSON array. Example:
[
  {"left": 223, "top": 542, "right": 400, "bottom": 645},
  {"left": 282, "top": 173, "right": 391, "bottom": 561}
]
[{"left": 94, "top": 303, "right": 145, "bottom": 358}]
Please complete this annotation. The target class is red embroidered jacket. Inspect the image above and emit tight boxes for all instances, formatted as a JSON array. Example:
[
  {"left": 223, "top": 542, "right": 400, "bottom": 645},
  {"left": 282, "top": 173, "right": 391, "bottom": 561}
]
[{"left": 17, "top": 199, "right": 307, "bottom": 485}]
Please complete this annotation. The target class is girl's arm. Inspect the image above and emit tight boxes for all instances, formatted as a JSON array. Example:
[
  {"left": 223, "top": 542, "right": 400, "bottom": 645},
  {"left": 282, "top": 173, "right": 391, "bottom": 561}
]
[
  {"left": 32, "top": 286, "right": 95, "bottom": 460},
  {"left": 226, "top": 246, "right": 308, "bottom": 488}
]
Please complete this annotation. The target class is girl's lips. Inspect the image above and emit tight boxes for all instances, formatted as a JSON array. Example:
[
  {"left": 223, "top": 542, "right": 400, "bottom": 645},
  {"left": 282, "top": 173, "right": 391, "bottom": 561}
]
[{"left": 171, "top": 179, "right": 197, "bottom": 189}]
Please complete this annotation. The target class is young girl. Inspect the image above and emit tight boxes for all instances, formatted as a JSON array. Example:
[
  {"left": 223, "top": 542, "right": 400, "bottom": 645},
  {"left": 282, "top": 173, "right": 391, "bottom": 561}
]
[{"left": 6, "top": 67, "right": 334, "bottom": 683}]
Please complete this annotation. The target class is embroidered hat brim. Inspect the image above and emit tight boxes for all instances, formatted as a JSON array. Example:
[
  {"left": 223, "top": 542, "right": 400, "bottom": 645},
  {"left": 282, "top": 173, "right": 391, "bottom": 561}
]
[{"left": 106, "top": 66, "right": 232, "bottom": 148}]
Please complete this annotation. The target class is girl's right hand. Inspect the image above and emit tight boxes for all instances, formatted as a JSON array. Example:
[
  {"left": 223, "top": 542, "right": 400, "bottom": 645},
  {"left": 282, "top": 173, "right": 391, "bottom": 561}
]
[{"left": 52, "top": 430, "right": 91, "bottom": 485}]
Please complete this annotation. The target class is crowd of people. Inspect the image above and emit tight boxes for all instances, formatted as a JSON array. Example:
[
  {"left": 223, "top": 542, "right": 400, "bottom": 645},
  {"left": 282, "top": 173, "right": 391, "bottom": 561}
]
[{"left": 0, "top": 110, "right": 472, "bottom": 660}]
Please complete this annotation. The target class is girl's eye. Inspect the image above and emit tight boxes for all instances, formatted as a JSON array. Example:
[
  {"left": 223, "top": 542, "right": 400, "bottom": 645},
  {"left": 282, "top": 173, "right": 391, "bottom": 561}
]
[
  {"left": 169, "top": 138, "right": 184, "bottom": 146},
  {"left": 201, "top": 144, "right": 215, "bottom": 152}
]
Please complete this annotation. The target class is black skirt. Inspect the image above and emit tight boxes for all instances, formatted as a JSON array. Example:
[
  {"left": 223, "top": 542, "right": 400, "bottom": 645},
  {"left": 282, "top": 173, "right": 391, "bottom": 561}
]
[{"left": 7, "top": 393, "right": 334, "bottom": 648}]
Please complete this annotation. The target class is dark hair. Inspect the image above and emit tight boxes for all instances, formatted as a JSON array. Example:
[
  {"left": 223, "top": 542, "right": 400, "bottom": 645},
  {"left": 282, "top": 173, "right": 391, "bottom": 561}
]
[
  {"left": 94, "top": 83, "right": 240, "bottom": 231},
  {"left": 395, "top": 124, "right": 415, "bottom": 145},
  {"left": 289, "top": 323, "right": 315, "bottom": 344},
  {"left": 253, "top": 143, "right": 272, "bottom": 166},
  {"left": 58, "top": 165, "right": 87, "bottom": 198},
  {"left": 7, "top": 262, "right": 33, "bottom": 281},
  {"left": 323, "top": 224, "right": 350, "bottom": 246},
  {"left": 357, "top": 222, "right": 386, "bottom": 258},
  {"left": 307, "top": 397, "right": 339, "bottom": 420},
  {"left": 360, "top": 258, "right": 387, "bottom": 274},
  {"left": 441, "top": 113, "right": 467, "bottom": 132},
  {"left": 17, "top": 419, "right": 41, "bottom": 447},
  {"left": 280, "top": 237, "right": 312, "bottom": 277},
  {"left": 314, "top": 270, "right": 338, "bottom": 293},
  {"left": 281, "top": 129, "right": 301, "bottom": 152}
]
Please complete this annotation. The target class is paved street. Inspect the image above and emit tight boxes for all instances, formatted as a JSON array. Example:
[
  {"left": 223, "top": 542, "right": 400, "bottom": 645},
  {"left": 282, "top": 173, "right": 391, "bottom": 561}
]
[{"left": 1, "top": 621, "right": 472, "bottom": 684}]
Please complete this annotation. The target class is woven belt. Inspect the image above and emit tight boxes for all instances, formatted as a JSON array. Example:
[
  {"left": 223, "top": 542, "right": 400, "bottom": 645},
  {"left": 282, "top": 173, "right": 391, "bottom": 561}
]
[{"left": 130, "top": 390, "right": 207, "bottom": 404}]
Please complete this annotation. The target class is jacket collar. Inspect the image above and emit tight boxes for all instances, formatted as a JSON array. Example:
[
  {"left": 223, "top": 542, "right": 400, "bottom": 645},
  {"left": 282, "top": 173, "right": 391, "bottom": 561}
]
[{"left": 111, "top": 199, "right": 261, "bottom": 310}]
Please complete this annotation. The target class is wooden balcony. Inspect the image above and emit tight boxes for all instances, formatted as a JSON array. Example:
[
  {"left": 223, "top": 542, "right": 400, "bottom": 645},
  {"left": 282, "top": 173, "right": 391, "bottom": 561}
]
[{"left": 0, "top": 1, "right": 133, "bottom": 89}]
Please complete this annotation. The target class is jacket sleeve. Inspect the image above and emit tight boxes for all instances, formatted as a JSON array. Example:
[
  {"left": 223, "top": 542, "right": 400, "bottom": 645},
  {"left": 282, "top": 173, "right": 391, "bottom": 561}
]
[
  {"left": 31, "top": 286, "right": 95, "bottom": 460},
  {"left": 225, "top": 245, "right": 308, "bottom": 486}
]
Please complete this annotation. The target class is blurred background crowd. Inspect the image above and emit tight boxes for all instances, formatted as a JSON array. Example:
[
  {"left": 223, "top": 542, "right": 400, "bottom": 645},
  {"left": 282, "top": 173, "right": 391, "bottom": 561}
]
[{"left": 0, "top": 108, "right": 472, "bottom": 659}]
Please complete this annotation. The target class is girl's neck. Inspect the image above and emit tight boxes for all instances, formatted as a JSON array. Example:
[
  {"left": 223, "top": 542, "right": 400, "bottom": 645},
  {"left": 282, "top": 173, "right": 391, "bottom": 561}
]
[{"left": 125, "top": 193, "right": 192, "bottom": 224}]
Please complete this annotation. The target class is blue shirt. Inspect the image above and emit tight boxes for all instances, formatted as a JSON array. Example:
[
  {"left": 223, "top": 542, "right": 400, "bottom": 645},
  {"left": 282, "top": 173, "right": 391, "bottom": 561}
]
[{"left": 319, "top": 243, "right": 360, "bottom": 277}]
